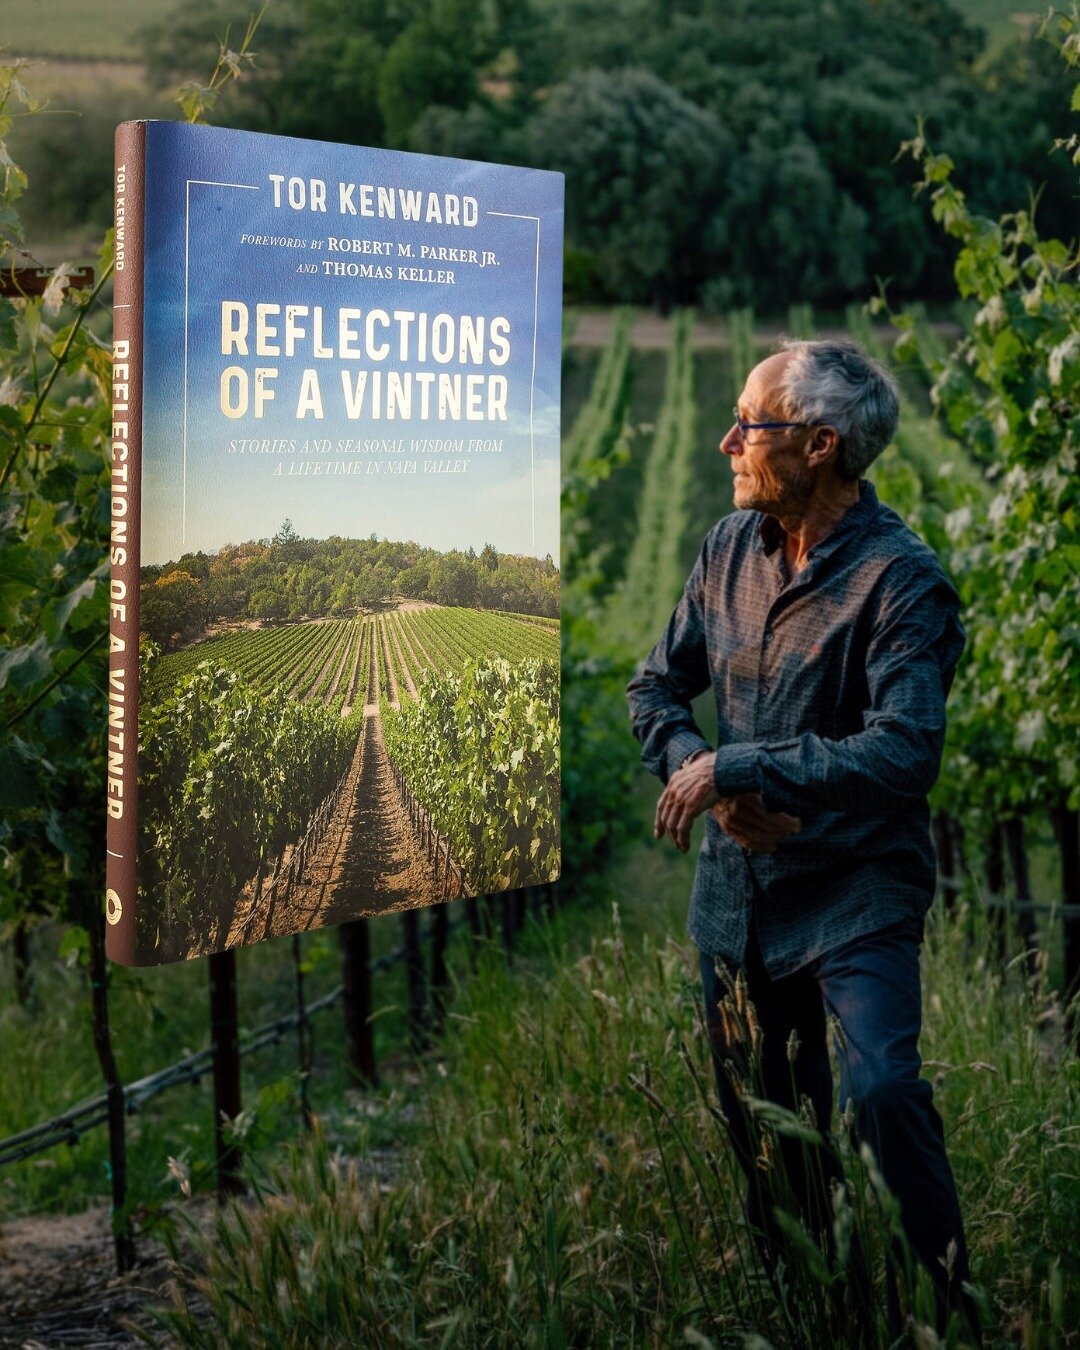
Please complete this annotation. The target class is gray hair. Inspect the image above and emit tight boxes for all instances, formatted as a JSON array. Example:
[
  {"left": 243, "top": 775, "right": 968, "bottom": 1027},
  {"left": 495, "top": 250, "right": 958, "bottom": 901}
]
[{"left": 777, "top": 338, "right": 900, "bottom": 479}]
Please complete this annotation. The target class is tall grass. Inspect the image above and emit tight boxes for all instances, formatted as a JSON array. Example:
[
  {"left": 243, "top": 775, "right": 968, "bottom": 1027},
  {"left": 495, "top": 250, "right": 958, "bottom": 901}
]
[
  {"left": 140, "top": 898, "right": 1078, "bottom": 1348},
  {"left": 0, "top": 918, "right": 428, "bottom": 1217}
]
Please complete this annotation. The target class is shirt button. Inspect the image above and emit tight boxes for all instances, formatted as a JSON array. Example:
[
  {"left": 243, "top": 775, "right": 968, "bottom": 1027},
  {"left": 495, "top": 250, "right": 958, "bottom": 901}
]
[{"left": 764, "top": 631, "right": 773, "bottom": 644}]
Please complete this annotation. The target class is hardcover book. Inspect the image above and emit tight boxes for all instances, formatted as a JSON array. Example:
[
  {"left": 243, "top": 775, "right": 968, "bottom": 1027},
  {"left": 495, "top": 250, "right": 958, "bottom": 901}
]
[{"left": 108, "top": 121, "right": 563, "bottom": 965}]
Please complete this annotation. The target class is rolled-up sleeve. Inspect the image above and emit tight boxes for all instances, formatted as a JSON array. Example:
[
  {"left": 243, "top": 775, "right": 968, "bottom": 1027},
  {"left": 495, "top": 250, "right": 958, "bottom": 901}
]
[
  {"left": 712, "top": 561, "right": 965, "bottom": 813},
  {"left": 626, "top": 542, "right": 713, "bottom": 784}
]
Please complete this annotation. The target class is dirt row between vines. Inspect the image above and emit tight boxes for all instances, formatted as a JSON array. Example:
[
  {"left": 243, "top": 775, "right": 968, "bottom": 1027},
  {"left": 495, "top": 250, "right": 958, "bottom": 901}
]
[{"left": 248, "top": 619, "right": 440, "bottom": 942}]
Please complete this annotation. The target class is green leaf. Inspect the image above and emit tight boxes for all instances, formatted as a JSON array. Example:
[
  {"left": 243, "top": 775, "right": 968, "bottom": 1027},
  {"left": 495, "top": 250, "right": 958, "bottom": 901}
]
[
  {"left": 0, "top": 633, "right": 52, "bottom": 693},
  {"left": 58, "top": 926, "right": 90, "bottom": 957},
  {"left": 41, "top": 577, "right": 98, "bottom": 640},
  {"left": 0, "top": 541, "right": 46, "bottom": 627}
]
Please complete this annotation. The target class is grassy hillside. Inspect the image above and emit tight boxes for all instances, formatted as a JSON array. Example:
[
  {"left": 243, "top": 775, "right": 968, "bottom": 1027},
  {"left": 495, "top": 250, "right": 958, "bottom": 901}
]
[
  {"left": 142, "top": 814, "right": 1080, "bottom": 1346},
  {"left": 4, "top": 0, "right": 176, "bottom": 61}
]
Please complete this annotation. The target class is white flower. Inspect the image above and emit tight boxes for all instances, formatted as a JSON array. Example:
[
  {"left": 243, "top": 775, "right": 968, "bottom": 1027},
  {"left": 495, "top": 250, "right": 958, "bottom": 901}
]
[
  {"left": 1048, "top": 333, "right": 1080, "bottom": 387},
  {"left": 1015, "top": 710, "right": 1046, "bottom": 755},
  {"left": 41, "top": 263, "right": 74, "bottom": 316}
]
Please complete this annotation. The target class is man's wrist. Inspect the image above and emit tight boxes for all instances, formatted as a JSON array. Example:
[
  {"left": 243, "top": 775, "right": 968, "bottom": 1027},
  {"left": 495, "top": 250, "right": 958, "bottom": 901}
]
[
  {"left": 711, "top": 743, "right": 762, "bottom": 798},
  {"left": 681, "top": 749, "right": 712, "bottom": 771},
  {"left": 662, "top": 733, "right": 713, "bottom": 783}
]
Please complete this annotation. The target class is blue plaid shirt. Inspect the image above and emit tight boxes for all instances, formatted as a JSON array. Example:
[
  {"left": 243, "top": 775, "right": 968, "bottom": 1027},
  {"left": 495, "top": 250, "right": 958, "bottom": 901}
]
[{"left": 626, "top": 480, "right": 965, "bottom": 977}]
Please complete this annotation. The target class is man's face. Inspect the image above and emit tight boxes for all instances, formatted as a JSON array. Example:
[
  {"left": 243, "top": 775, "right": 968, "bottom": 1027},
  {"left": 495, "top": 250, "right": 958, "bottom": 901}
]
[{"left": 720, "top": 353, "right": 814, "bottom": 516}]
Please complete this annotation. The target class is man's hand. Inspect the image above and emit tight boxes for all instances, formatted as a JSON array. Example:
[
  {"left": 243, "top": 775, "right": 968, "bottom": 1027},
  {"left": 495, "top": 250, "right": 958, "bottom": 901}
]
[
  {"left": 654, "top": 756, "right": 803, "bottom": 854},
  {"left": 654, "top": 752, "right": 721, "bottom": 853},
  {"left": 711, "top": 792, "right": 801, "bottom": 853}
]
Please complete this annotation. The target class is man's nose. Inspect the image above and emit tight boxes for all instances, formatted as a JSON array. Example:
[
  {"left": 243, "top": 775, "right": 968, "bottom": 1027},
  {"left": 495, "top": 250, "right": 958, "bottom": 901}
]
[{"left": 719, "top": 424, "right": 741, "bottom": 456}]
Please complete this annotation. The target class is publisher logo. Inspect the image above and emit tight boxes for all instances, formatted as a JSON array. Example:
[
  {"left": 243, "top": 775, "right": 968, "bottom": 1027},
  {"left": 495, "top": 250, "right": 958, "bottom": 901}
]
[{"left": 105, "top": 889, "right": 123, "bottom": 926}]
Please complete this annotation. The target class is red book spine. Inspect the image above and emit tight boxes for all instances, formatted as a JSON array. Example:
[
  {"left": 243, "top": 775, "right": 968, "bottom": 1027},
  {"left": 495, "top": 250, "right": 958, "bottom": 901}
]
[{"left": 106, "top": 121, "right": 145, "bottom": 964}]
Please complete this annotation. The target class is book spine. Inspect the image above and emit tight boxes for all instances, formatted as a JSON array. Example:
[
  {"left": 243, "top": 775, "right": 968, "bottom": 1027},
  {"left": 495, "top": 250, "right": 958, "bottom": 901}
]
[{"left": 106, "top": 121, "right": 146, "bottom": 964}]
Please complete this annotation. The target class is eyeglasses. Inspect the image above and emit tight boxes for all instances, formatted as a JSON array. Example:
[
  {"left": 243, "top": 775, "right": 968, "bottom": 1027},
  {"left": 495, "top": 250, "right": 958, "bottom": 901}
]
[{"left": 731, "top": 406, "right": 810, "bottom": 438}]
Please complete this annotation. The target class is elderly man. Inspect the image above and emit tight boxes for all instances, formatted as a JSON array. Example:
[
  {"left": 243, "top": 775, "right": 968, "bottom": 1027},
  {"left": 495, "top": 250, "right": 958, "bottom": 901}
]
[{"left": 626, "top": 338, "right": 979, "bottom": 1339}]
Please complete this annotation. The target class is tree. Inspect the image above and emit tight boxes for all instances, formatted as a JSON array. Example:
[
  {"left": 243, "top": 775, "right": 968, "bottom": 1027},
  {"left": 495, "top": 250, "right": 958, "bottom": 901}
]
[
  {"left": 530, "top": 68, "right": 733, "bottom": 308},
  {"left": 249, "top": 586, "right": 289, "bottom": 624},
  {"left": 704, "top": 135, "right": 869, "bottom": 309},
  {"left": 354, "top": 570, "right": 390, "bottom": 611},
  {"left": 273, "top": 517, "right": 300, "bottom": 549},
  {"left": 431, "top": 553, "right": 479, "bottom": 607},
  {"left": 139, "top": 571, "right": 207, "bottom": 650},
  {"left": 409, "top": 103, "right": 507, "bottom": 163},
  {"left": 377, "top": 13, "right": 481, "bottom": 147},
  {"left": 396, "top": 561, "right": 430, "bottom": 599}
]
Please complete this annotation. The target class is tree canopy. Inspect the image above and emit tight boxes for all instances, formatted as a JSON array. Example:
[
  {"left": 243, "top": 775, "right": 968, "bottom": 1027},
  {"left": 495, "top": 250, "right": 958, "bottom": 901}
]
[
  {"left": 11, "top": 0, "right": 1076, "bottom": 313},
  {"left": 139, "top": 533, "right": 559, "bottom": 650}
]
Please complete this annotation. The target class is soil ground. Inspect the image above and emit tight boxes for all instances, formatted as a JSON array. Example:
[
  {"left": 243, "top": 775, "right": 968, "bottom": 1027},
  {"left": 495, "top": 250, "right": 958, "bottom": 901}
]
[
  {"left": 0, "top": 1201, "right": 196, "bottom": 1347},
  {"left": 0, "top": 1130, "right": 411, "bottom": 1346},
  {"left": 216, "top": 611, "right": 444, "bottom": 955}
]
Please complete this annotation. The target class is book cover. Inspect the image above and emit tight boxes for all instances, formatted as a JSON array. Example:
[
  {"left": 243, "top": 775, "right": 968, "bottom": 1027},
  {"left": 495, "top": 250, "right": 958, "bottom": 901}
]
[{"left": 108, "top": 121, "right": 563, "bottom": 966}]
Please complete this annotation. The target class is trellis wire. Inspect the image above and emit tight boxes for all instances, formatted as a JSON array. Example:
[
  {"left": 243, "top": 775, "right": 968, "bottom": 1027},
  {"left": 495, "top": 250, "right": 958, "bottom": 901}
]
[{"left": 0, "top": 923, "right": 466, "bottom": 1168}]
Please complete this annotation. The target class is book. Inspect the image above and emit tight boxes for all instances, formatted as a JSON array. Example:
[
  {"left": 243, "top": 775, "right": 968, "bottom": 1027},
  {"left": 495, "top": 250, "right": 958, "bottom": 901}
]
[{"left": 108, "top": 121, "right": 563, "bottom": 966}]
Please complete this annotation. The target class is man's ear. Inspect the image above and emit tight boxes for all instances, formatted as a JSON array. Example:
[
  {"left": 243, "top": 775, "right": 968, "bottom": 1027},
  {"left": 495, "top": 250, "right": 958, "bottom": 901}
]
[{"left": 805, "top": 425, "right": 841, "bottom": 468}]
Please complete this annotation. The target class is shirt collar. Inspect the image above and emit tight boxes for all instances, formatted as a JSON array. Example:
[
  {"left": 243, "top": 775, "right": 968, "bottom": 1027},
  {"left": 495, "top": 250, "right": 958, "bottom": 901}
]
[{"left": 755, "top": 478, "right": 879, "bottom": 560}]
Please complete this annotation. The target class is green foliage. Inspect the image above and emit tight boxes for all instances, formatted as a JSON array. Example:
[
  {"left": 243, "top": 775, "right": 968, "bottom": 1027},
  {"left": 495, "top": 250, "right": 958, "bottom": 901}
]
[
  {"left": 718, "top": 136, "right": 871, "bottom": 306},
  {"left": 0, "top": 60, "right": 113, "bottom": 938},
  {"left": 605, "top": 309, "right": 696, "bottom": 652},
  {"left": 556, "top": 308, "right": 647, "bottom": 877},
  {"left": 889, "top": 19, "right": 1080, "bottom": 821},
  {"left": 530, "top": 69, "right": 733, "bottom": 308},
  {"left": 559, "top": 613, "right": 639, "bottom": 876},
  {"left": 16, "top": 0, "right": 1080, "bottom": 313},
  {"left": 520, "top": 0, "right": 1076, "bottom": 309},
  {"left": 142, "top": 535, "right": 558, "bottom": 634},
  {"left": 408, "top": 101, "right": 509, "bottom": 165},
  {"left": 138, "top": 663, "right": 355, "bottom": 962},
  {"left": 141, "top": 0, "right": 533, "bottom": 151},
  {"left": 0, "top": 912, "right": 421, "bottom": 1217},
  {"left": 382, "top": 656, "right": 559, "bottom": 890},
  {"left": 562, "top": 307, "right": 634, "bottom": 480},
  {"left": 0, "top": 0, "right": 269, "bottom": 956},
  {"left": 377, "top": 11, "right": 480, "bottom": 148},
  {"left": 150, "top": 608, "right": 557, "bottom": 712},
  {"left": 169, "top": 5, "right": 262, "bottom": 125},
  {"left": 561, "top": 247, "right": 603, "bottom": 306},
  {"left": 726, "top": 306, "right": 758, "bottom": 391},
  {"left": 6, "top": 84, "right": 160, "bottom": 248},
  {"left": 140, "top": 899, "right": 1080, "bottom": 1344},
  {"left": 142, "top": 1, "right": 311, "bottom": 133},
  {"left": 140, "top": 569, "right": 208, "bottom": 649}
]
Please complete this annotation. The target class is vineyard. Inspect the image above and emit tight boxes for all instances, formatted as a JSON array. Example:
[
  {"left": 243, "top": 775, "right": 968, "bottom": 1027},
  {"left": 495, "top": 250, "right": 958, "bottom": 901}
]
[
  {"left": 153, "top": 607, "right": 559, "bottom": 712},
  {"left": 563, "top": 294, "right": 1078, "bottom": 1012},
  {"left": 134, "top": 604, "right": 561, "bottom": 963},
  {"left": 4, "top": 296, "right": 1078, "bottom": 1343},
  {"left": 3, "top": 19, "right": 1080, "bottom": 1346}
]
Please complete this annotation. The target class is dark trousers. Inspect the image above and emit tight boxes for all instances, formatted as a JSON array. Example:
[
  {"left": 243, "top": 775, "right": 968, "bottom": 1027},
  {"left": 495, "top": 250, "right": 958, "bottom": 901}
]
[{"left": 699, "top": 914, "right": 979, "bottom": 1341}]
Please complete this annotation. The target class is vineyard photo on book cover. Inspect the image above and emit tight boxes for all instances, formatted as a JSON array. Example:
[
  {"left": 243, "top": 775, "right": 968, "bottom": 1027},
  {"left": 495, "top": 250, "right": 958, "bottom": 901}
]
[{"left": 108, "top": 122, "right": 563, "bottom": 966}]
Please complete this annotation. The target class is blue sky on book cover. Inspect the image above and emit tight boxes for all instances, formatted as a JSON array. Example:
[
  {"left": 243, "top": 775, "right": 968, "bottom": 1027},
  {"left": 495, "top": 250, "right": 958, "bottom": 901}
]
[{"left": 138, "top": 122, "right": 563, "bottom": 566}]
